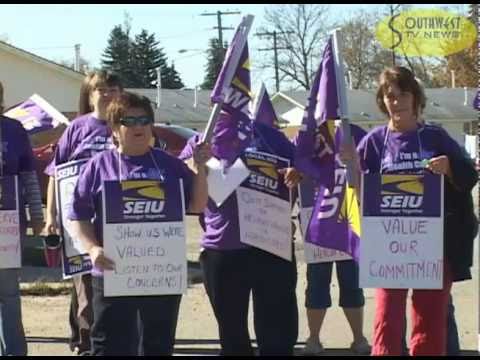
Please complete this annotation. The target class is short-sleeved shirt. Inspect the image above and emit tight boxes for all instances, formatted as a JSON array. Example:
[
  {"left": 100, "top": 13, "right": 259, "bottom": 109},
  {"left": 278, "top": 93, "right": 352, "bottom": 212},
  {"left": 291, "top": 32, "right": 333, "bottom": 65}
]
[
  {"left": 356, "top": 123, "right": 464, "bottom": 175},
  {"left": 180, "top": 121, "right": 295, "bottom": 250},
  {"left": 68, "top": 148, "right": 194, "bottom": 274},
  {"left": 45, "top": 113, "right": 114, "bottom": 176}
]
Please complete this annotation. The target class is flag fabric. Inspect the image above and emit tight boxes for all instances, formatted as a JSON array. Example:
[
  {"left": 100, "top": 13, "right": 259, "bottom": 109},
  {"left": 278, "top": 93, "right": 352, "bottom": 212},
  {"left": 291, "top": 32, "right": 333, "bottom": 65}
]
[
  {"left": 210, "top": 16, "right": 254, "bottom": 168},
  {"left": 3, "top": 94, "right": 68, "bottom": 135},
  {"left": 295, "top": 36, "right": 362, "bottom": 260},
  {"left": 473, "top": 90, "right": 479, "bottom": 110},
  {"left": 304, "top": 124, "right": 366, "bottom": 260},
  {"left": 252, "top": 83, "right": 277, "bottom": 128},
  {"left": 294, "top": 37, "right": 338, "bottom": 192}
]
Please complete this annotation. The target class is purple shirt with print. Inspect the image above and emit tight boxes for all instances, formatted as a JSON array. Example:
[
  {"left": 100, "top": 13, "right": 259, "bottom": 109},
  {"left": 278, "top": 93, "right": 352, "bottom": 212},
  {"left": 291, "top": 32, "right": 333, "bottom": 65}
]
[
  {"left": 357, "top": 124, "right": 464, "bottom": 174},
  {"left": 45, "top": 113, "right": 114, "bottom": 175},
  {"left": 68, "top": 148, "right": 194, "bottom": 276},
  {"left": 179, "top": 122, "right": 295, "bottom": 251}
]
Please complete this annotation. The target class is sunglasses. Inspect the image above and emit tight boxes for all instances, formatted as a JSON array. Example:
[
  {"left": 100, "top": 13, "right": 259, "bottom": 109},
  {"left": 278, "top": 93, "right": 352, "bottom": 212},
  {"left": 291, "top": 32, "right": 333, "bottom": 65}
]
[{"left": 119, "top": 116, "right": 154, "bottom": 127}]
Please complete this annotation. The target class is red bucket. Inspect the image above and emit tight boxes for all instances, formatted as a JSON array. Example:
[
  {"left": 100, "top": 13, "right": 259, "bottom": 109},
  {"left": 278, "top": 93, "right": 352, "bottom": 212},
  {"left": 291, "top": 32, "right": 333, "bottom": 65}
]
[{"left": 43, "top": 235, "right": 62, "bottom": 268}]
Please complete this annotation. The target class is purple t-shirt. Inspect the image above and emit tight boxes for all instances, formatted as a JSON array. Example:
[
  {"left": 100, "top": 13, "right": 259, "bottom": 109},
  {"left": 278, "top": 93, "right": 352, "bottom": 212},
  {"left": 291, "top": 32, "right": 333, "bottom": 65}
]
[
  {"left": 1, "top": 116, "right": 37, "bottom": 231},
  {"left": 357, "top": 124, "right": 464, "bottom": 175},
  {"left": 68, "top": 148, "right": 194, "bottom": 275},
  {"left": 180, "top": 122, "right": 295, "bottom": 250},
  {"left": 1, "top": 116, "right": 36, "bottom": 174},
  {"left": 45, "top": 113, "right": 114, "bottom": 176}
]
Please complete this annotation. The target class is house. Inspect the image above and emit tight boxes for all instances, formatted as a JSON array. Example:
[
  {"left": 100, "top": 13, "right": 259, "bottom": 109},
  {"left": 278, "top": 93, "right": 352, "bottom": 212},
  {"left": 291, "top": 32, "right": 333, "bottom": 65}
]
[
  {"left": 271, "top": 88, "right": 478, "bottom": 145},
  {"left": 0, "top": 40, "right": 84, "bottom": 119}
]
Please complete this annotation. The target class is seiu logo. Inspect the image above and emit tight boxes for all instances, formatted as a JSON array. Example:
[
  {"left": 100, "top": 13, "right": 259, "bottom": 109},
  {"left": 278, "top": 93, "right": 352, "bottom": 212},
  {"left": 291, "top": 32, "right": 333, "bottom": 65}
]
[
  {"left": 121, "top": 181, "right": 165, "bottom": 215},
  {"left": 57, "top": 165, "right": 79, "bottom": 180},
  {"left": 246, "top": 158, "right": 279, "bottom": 191},
  {"left": 380, "top": 175, "right": 423, "bottom": 209},
  {"left": 318, "top": 168, "right": 346, "bottom": 219}
]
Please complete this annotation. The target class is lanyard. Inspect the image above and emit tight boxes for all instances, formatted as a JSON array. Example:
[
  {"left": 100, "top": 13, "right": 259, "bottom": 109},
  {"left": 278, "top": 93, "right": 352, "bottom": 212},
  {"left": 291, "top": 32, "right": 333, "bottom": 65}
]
[
  {"left": 379, "top": 126, "right": 424, "bottom": 175},
  {"left": 117, "top": 148, "right": 162, "bottom": 182}
]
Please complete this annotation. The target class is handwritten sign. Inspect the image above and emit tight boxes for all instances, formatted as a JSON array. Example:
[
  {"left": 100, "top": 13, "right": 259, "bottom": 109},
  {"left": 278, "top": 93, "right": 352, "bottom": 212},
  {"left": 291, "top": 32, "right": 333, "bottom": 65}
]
[
  {"left": 236, "top": 150, "right": 292, "bottom": 261},
  {"left": 0, "top": 176, "right": 21, "bottom": 269},
  {"left": 56, "top": 159, "right": 91, "bottom": 277},
  {"left": 359, "top": 174, "right": 444, "bottom": 289},
  {"left": 298, "top": 178, "right": 352, "bottom": 263},
  {"left": 102, "top": 178, "right": 187, "bottom": 297},
  {"left": 207, "top": 157, "right": 250, "bottom": 206}
]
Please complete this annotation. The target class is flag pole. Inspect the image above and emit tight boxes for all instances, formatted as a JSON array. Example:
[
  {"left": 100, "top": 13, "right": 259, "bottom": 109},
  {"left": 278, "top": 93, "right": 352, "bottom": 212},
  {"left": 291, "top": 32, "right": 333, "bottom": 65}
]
[
  {"left": 201, "top": 14, "right": 254, "bottom": 144},
  {"left": 332, "top": 29, "right": 358, "bottom": 189}
]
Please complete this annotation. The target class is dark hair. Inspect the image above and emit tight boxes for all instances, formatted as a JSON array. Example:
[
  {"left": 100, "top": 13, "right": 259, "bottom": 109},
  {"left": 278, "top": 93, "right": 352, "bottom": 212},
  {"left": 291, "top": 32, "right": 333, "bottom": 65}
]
[
  {"left": 376, "top": 66, "right": 426, "bottom": 118},
  {"left": 78, "top": 70, "right": 123, "bottom": 115},
  {"left": 106, "top": 91, "right": 154, "bottom": 129},
  {"left": 0, "top": 80, "right": 3, "bottom": 113}
]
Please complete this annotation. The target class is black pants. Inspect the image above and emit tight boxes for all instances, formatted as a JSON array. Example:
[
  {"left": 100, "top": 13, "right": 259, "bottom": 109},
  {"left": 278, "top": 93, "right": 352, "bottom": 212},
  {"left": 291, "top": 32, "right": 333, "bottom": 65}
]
[
  {"left": 200, "top": 247, "right": 298, "bottom": 356},
  {"left": 90, "top": 276, "right": 181, "bottom": 356}
]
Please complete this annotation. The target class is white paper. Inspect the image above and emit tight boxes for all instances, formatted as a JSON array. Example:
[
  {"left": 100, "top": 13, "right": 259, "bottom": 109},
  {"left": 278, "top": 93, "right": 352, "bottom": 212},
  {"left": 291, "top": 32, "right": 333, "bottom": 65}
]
[{"left": 206, "top": 157, "right": 250, "bottom": 207}]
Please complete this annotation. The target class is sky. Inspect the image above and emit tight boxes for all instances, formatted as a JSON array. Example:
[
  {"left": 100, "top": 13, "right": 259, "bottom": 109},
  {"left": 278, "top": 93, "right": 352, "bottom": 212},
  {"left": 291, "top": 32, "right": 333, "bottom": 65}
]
[{"left": 0, "top": 4, "right": 467, "bottom": 92}]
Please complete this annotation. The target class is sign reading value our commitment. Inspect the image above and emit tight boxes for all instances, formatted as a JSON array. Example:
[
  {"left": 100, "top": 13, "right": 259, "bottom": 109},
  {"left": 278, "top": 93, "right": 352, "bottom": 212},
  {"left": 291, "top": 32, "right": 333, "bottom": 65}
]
[
  {"left": 298, "top": 177, "right": 351, "bottom": 264},
  {"left": 102, "top": 179, "right": 187, "bottom": 297},
  {"left": 236, "top": 150, "right": 292, "bottom": 261},
  {"left": 0, "top": 176, "right": 21, "bottom": 269},
  {"left": 360, "top": 174, "right": 444, "bottom": 289},
  {"left": 56, "top": 159, "right": 91, "bottom": 278}
]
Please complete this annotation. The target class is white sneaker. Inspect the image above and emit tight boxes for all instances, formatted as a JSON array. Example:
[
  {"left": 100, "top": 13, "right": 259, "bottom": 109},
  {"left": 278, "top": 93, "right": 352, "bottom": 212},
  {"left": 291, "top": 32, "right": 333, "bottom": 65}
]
[
  {"left": 302, "top": 339, "right": 325, "bottom": 355},
  {"left": 350, "top": 338, "right": 371, "bottom": 355}
]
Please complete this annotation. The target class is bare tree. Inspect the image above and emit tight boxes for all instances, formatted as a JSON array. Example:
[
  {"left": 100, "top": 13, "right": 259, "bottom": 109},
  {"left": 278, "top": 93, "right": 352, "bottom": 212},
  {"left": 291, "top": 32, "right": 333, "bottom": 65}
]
[
  {"left": 341, "top": 10, "right": 392, "bottom": 89},
  {"left": 260, "top": 4, "right": 336, "bottom": 90}
]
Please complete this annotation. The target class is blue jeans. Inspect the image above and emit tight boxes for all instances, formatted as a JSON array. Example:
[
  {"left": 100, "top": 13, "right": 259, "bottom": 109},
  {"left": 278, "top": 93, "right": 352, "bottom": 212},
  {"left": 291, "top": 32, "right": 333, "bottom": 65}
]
[
  {"left": 401, "top": 294, "right": 459, "bottom": 355},
  {"left": 0, "top": 269, "right": 27, "bottom": 356}
]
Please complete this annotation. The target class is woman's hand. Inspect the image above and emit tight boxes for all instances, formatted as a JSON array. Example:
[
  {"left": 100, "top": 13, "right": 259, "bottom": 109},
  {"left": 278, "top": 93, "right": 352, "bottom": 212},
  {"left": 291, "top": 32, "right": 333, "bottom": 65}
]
[
  {"left": 88, "top": 245, "right": 115, "bottom": 271},
  {"left": 278, "top": 167, "right": 303, "bottom": 189},
  {"left": 426, "top": 156, "right": 452, "bottom": 177},
  {"left": 193, "top": 142, "right": 212, "bottom": 168}
]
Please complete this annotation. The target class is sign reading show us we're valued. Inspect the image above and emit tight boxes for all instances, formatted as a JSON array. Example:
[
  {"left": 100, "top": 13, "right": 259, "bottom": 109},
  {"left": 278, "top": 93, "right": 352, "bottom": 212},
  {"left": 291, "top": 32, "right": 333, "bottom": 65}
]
[
  {"left": 360, "top": 174, "right": 444, "bottom": 289},
  {"left": 102, "top": 178, "right": 187, "bottom": 297}
]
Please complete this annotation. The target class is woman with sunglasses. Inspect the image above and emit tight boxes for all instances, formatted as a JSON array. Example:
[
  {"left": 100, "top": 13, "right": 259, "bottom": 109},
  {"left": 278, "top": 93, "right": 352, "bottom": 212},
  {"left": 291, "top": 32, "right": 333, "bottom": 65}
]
[
  {"left": 68, "top": 92, "right": 210, "bottom": 356},
  {"left": 43, "top": 70, "right": 122, "bottom": 355}
]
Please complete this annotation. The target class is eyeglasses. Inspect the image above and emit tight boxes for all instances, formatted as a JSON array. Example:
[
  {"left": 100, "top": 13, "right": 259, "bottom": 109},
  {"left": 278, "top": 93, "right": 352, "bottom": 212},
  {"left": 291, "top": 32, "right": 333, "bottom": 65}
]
[{"left": 119, "top": 116, "right": 154, "bottom": 127}]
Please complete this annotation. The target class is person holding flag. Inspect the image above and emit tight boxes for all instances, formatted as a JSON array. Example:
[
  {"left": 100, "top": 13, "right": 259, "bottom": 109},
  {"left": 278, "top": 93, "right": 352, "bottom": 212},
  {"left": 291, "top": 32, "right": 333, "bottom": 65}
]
[
  {"left": 0, "top": 80, "right": 44, "bottom": 355},
  {"left": 294, "top": 37, "right": 370, "bottom": 355},
  {"left": 179, "top": 15, "right": 302, "bottom": 356}
]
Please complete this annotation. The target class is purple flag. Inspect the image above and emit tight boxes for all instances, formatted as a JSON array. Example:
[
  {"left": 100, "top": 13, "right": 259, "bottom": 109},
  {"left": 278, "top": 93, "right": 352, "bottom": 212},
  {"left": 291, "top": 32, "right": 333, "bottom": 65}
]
[
  {"left": 303, "top": 124, "right": 366, "bottom": 260},
  {"left": 210, "top": 15, "right": 254, "bottom": 167},
  {"left": 252, "top": 83, "right": 278, "bottom": 128},
  {"left": 294, "top": 37, "right": 338, "bottom": 192},
  {"left": 3, "top": 94, "right": 68, "bottom": 135},
  {"left": 473, "top": 90, "right": 480, "bottom": 110}
]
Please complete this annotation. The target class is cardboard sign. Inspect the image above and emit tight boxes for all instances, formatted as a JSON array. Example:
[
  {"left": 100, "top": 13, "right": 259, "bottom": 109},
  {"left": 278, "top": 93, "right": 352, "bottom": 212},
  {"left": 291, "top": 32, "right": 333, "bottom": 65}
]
[
  {"left": 360, "top": 174, "right": 444, "bottom": 289},
  {"left": 237, "top": 150, "right": 292, "bottom": 261},
  {"left": 56, "top": 159, "right": 91, "bottom": 277},
  {"left": 0, "top": 176, "right": 21, "bottom": 269},
  {"left": 102, "top": 178, "right": 187, "bottom": 297}
]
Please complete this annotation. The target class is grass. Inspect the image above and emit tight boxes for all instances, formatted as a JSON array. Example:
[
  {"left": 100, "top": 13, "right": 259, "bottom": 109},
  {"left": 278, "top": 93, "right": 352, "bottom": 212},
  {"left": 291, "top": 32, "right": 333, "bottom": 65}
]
[{"left": 20, "top": 279, "right": 71, "bottom": 296}]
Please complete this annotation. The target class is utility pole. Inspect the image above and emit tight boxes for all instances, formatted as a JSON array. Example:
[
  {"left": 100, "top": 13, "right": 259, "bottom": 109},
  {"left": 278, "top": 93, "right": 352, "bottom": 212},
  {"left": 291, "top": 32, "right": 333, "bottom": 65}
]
[
  {"left": 74, "top": 44, "right": 81, "bottom": 72},
  {"left": 256, "top": 30, "right": 294, "bottom": 92},
  {"left": 201, "top": 10, "right": 240, "bottom": 51}
]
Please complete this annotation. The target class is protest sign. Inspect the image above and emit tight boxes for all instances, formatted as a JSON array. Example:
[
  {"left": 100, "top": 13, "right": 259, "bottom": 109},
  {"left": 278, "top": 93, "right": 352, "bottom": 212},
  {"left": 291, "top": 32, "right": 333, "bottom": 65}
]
[{"left": 0, "top": 176, "right": 20, "bottom": 269}]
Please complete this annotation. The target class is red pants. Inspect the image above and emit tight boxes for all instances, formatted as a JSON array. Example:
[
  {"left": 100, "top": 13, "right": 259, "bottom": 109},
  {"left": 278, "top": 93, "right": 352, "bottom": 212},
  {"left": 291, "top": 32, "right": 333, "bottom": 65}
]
[{"left": 371, "top": 266, "right": 452, "bottom": 356}]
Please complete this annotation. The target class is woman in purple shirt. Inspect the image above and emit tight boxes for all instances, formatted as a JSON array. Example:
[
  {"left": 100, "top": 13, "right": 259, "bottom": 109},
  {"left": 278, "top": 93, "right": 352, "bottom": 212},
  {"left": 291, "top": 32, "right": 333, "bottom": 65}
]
[
  {"left": 69, "top": 92, "right": 210, "bottom": 356},
  {"left": 343, "top": 66, "right": 477, "bottom": 355},
  {"left": 43, "top": 70, "right": 122, "bottom": 355},
  {"left": 0, "top": 80, "right": 44, "bottom": 356}
]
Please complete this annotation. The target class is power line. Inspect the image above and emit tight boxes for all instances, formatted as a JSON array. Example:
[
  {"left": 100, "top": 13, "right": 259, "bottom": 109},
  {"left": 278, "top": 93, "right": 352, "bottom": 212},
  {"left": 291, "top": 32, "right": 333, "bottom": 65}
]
[{"left": 256, "top": 30, "right": 294, "bottom": 92}]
